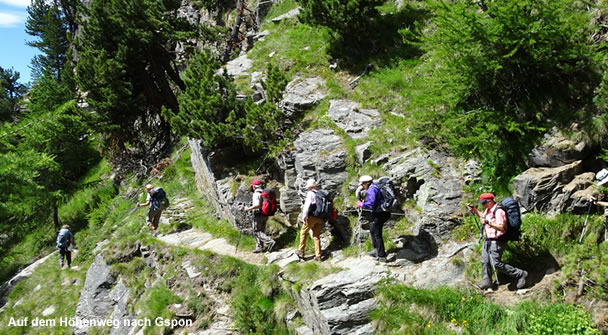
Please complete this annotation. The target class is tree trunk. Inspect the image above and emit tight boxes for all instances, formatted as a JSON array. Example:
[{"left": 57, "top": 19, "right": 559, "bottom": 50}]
[{"left": 223, "top": 0, "right": 243, "bottom": 63}]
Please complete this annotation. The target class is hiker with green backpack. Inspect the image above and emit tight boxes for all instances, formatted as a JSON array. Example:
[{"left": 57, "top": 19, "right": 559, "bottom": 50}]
[
  {"left": 468, "top": 193, "right": 527, "bottom": 290},
  {"left": 295, "top": 178, "right": 331, "bottom": 261},
  {"left": 137, "top": 184, "right": 169, "bottom": 233},
  {"left": 242, "top": 179, "right": 276, "bottom": 253}
]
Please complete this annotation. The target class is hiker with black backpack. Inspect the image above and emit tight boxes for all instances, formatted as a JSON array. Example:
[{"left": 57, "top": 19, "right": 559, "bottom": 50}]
[
  {"left": 137, "top": 184, "right": 170, "bottom": 234},
  {"left": 56, "top": 225, "right": 75, "bottom": 269},
  {"left": 295, "top": 179, "right": 330, "bottom": 261},
  {"left": 468, "top": 193, "right": 527, "bottom": 290},
  {"left": 242, "top": 179, "right": 276, "bottom": 253},
  {"left": 358, "top": 175, "right": 390, "bottom": 263}
]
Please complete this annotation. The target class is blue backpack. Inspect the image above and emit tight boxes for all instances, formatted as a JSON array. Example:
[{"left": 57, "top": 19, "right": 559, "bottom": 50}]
[{"left": 57, "top": 229, "right": 70, "bottom": 249}]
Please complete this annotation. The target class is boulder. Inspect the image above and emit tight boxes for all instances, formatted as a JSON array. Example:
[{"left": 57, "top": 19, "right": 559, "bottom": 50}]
[
  {"left": 223, "top": 55, "right": 253, "bottom": 77},
  {"left": 383, "top": 149, "right": 465, "bottom": 239},
  {"left": 293, "top": 128, "right": 348, "bottom": 195},
  {"left": 355, "top": 142, "right": 372, "bottom": 165},
  {"left": 328, "top": 100, "right": 382, "bottom": 139},
  {"left": 74, "top": 255, "right": 134, "bottom": 335},
  {"left": 271, "top": 7, "right": 302, "bottom": 23},
  {"left": 528, "top": 127, "right": 591, "bottom": 167},
  {"left": 513, "top": 160, "right": 595, "bottom": 215},
  {"left": 294, "top": 260, "right": 390, "bottom": 335},
  {"left": 280, "top": 77, "right": 327, "bottom": 117}
]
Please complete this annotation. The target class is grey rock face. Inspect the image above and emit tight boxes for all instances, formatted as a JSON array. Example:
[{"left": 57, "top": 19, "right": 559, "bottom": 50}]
[
  {"left": 328, "top": 100, "right": 382, "bottom": 139},
  {"left": 280, "top": 77, "right": 327, "bottom": 117},
  {"left": 355, "top": 142, "right": 372, "bottom": 164},
  {"left": 528, "top": 127, "right": 591, "bottom": 168},
  {"left": 271, "top": 7, "right": 302, "bottom": 22},
  {"left": 294, "top": 128, "right": 348, "bottom": 195},
  {"left": 513, "top": 160, "right": 595, "bottom": 215},
  {"left": 383, "top": 148, "right": 465, "bottom": 239},
  {"left": 224, "top": 55, "right": 253, "bottom": 77},
  {"left": 74, "top": 255, "right": 133, "bottom": 335},
  {"left": 294, "top": 262, "right": 390, "bottom": 335}
]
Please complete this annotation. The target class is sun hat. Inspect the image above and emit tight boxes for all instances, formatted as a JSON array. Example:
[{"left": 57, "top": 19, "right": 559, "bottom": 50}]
[{"left": 359, "top": 175, "right": 373, "bottom": 184}]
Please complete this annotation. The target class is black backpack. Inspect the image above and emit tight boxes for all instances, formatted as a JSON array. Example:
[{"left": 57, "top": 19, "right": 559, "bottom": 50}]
[
  {"left": 374, "top": 177, "right": 398, "bottom": 212},
  {"left": 496, "top": 197, "right": 522, "bottom": 242},
  {"left": 150, "top": 187, "right": 170, "bottom": 211},
  {"left": 309, "top": 189, "right": 332, "bottom": 219}
]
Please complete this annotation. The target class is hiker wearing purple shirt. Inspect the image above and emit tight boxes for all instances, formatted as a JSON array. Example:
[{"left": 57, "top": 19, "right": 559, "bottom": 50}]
[{"left": 357, "top": 175, "right": 390, "bottom": 263}]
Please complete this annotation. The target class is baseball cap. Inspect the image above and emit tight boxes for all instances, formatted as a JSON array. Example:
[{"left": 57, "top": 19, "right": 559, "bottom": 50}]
[
  {"left": 478, "top": 193, "right": 495, "bottom": 203},
  {"left": 250, "top": 179, "right": 262, "bottom": 186}
]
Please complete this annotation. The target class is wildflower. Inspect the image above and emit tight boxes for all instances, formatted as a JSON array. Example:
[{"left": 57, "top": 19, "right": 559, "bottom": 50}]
[
  {"left": 427, "top": 322, "right": 431, "bottom": 328},
  {"left": 468, "top": 150, "right": 473, "bottom": 154},
  {"left": 461, "top": 297, "right": 465, "bottom": 301}
]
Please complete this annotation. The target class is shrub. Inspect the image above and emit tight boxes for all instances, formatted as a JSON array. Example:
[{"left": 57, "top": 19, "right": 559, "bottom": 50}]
[{"left": 409, "top": 0, "right": 599, "bottom": 184}]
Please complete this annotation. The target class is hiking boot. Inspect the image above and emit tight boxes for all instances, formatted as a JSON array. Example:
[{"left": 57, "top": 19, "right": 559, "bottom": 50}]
[
  {"left": 252, "top": 248, "right": 264, "bottom": 254},
  {"left": 516, "top": 271, "right": 528, "bottom": 289},
  {"left": 477, "top": 281, "right": 493, "bottom": 290},
  {"left": 376, "top": 257, "right": 387, "bottom": 263},
  {"left": 295, "top": 250, "right": 305, "bottom": 259},
  {"left": 368, "top": 250, "right": 378, "bottom": 257},
  {"left": 266, "top": 241, "right": 276, "bottom": 253},
  {"left": 314, "top": 256, "right": 322, "bottom": 262}
]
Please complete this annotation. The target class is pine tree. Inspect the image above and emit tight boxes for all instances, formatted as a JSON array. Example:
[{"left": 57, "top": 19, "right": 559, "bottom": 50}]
[
  {"left": 0, "top": 66, "right": 26, "bottom": 122},
  {"left": 75, "top": 0, "right": 196, "bottom": 159},
  {"left": 25, "top": 0, "right": 71, "bottom": 81}
]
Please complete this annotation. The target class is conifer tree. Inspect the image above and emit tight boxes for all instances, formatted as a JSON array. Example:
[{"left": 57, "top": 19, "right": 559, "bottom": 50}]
[
  {"left": 0, "top": 66, "right": 26, "bottom": 122},
  {"left": 75, "top": 0, "right": 195, "bottom": 159}
]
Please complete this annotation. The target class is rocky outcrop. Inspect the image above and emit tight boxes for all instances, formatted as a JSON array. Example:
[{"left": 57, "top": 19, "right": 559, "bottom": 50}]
[
  {"left": 280, "top": 77, "right": 327, "bottom": 117},
  {"left": 74, "top": 255, "right": 134, "bottom": 335},
  {"left": 528, "top": 127, "right": 591, "bottom": 168},
  {"left": 293, "top": 128, "right": 348, "bottom": 195},
  {"left": 292, "top": 260, "right": 391, "bottom": 335},
  {"left": 328, "top": 100, "right": 382, "bottom": 139},
  {"left": 383, "top": 148, "right": 465, "bottom": 239},
  {"left": 513, "top": 160, "right": 595, "bottom": 215}
]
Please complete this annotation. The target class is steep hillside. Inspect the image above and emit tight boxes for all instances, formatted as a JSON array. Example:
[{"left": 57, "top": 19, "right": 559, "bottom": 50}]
[{"left": 2, "top": 0, "right": 608, "bottom": 334}]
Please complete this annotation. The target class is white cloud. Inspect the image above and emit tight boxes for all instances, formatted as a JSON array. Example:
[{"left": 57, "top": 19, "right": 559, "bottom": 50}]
[
  {"left": 0, "top": 12, "right": 23, "bottom": 27},
  {"left": 0, "top": 0, "right": 31, "bottom": 7}
]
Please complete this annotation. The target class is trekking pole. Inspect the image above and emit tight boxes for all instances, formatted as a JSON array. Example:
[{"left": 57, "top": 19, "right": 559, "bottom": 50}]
[
  {"left": 604, "top": 216, "right": 608, "bottom": 242},
  {"left": 578, "top": 202, "right": 593, "bottom": 244},
  {"left": 357, "top": 207, "right": 362, "bottom": 259}
]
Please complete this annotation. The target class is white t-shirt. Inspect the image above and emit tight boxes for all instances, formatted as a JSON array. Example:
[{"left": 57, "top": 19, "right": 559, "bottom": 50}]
[
  {"left": 300, "top": 190, "right": 317, "bottom": 221},
  {"left": 252, "top": 188, "right": 263, "bottom": 207}
]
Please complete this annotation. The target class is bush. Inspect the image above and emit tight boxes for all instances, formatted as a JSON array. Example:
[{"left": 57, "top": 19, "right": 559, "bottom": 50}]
[
  {"left": 527, "top": 304, "right": 597, "bottom": 335},
  {"left": 409, "top": 0, "right": 599, "bottom": 184}
]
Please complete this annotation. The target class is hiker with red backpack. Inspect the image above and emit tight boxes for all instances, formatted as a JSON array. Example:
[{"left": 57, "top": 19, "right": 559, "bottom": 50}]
[
  {"left": 242, "top": 179, "right": 276, "bottom": 253},
  {"left": 468, "top": 193, "right": 527, "bottom": 290},
  {"left": 295, "top": 179, "right": 329, "bottom": 261},
  {"left": 358, "top": 175, "right": 391, "bottom": 263}
]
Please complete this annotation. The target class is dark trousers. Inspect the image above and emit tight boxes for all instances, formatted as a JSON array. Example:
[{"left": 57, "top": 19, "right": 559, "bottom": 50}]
[
  {"left": 370, "top": 211, "right": 390, "bottom": 258},
  {"left": 253, "top": 214, "right": 274, "bottom": 250},
  {"left": 59, "top": 247, "right": 71, "bottom": 268}
]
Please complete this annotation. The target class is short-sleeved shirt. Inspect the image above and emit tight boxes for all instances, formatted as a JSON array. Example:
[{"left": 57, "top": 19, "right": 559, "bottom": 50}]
[
  {"left": 483, "top": 204, "right": 507, "bottom": 240},
  {"left": 252, "top": 188, "right": 263, "bottom": 207}
]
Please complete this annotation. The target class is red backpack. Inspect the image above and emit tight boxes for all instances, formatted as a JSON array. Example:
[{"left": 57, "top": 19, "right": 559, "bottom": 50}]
[{"left": 260, "top": 188, "right": 277, "bottom": 216}]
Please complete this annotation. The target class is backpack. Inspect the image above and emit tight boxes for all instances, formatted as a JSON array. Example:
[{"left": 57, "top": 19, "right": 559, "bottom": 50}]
[
  {"left": 150, "top": 187, "right": 170, "bottom": 211},
  {"left": 57, "top": 229, "right": 69, "bottom": 249},
  {"left": 260, "top": 188, "right": 277, "bottom": 216},
  {"left": 309, "top": 189, "right": 332, "bottom": 219},
  {"left": 374, "top": 177, "right": 398, "bottom": 212},
  {"left": 496, "top": 197, "right": 522, "bottom": 242}
]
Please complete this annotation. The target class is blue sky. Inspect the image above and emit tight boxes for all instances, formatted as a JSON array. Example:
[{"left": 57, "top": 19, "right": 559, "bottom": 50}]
[{"left": 0, "top": 0, "right": 38, "bottom": 85}]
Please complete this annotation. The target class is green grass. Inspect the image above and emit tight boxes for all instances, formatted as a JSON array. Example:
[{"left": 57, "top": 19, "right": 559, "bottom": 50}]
[
  {"left": 0, "top": 256, "right": 89, "bottom": 335},
  {"left": 372, "top": 282, "right": 599, "bottom": 334}
]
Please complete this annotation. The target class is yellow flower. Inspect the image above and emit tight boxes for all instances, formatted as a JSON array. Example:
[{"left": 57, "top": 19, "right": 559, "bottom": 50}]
[
  {"left": 468, "top": 150, "right": 473, "bottom": 154},
  {"left": 461, "top": 297, "right": 465, "bottom": 301},
  {"left": 427, "top": 323, "right": 431, "bottom": 328}
]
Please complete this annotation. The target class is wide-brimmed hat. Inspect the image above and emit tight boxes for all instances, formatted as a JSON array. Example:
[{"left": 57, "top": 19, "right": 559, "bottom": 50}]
[
  {"left": 305, "top": 178, "right": 318, "bottom": 189},
  {"left": 597, "top": 169, "right": 608, "bottom": 186},
  {"left": 359, "top": 175, "right": 373, "bottom": 184},
  {"left": 478, "top": 193, "right": 495, "bottom": 203}
]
